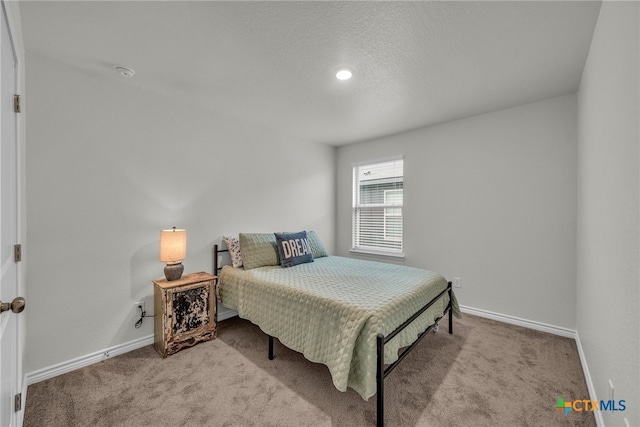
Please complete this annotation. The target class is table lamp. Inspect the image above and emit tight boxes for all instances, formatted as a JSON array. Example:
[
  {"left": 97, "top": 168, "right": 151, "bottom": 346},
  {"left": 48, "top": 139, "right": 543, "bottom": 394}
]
[{"left": 160, "top": 227, "right": 187, "bottom": 281}]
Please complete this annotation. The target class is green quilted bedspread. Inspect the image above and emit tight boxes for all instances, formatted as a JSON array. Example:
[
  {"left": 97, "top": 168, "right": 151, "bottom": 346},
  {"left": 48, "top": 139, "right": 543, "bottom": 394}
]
[{"left": 219, "top": 256, "right": 460, "bottom": 400}]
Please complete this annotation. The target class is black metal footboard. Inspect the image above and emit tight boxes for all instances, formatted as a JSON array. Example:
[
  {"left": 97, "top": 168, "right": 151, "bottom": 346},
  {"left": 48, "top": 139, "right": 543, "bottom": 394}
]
[
  {"left": 376, "top": 282, "right": 453, "bottom": 427},
  {"left": 267, "top": 280, "right": 453, "bottom": 427}
]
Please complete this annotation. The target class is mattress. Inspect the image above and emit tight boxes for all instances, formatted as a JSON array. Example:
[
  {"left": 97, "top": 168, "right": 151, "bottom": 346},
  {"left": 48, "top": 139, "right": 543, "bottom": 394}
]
[{"left": 219, "top": 255, "right": 460, "bottom": 400}]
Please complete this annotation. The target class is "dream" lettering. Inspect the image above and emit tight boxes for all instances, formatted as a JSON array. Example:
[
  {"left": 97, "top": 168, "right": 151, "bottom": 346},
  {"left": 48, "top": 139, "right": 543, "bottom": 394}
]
[{"left": 281, "top": 238, "right": 311, "bottom": 258}]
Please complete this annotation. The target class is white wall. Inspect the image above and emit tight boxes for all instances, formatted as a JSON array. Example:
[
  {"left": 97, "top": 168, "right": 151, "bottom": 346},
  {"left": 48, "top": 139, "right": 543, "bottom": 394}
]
[
  {"left": 577, "top": 2, "right": 639, "bottom": 426},
  {"left": 24, "top": 52, "right": 335, "bottom": 374},
  {"left": 337, "top": 94, "right": 578, "bottom": 329}
]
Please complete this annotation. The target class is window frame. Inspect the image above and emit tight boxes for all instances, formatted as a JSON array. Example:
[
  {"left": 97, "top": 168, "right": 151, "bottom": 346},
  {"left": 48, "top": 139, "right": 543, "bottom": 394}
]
[{"left": 351, "top": 156, "right": 404, "bottom": 258}]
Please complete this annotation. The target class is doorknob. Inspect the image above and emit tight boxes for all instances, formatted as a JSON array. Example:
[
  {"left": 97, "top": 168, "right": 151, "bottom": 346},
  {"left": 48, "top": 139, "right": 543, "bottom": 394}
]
[{"left": 0, "top": 297, "right": 25, "bottom": 314}]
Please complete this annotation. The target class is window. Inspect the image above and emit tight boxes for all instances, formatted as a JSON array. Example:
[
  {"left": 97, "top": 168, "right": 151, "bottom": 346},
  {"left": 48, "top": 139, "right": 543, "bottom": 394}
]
[{"left": 352, "top": 157, "right": 403, "bottom": 256}]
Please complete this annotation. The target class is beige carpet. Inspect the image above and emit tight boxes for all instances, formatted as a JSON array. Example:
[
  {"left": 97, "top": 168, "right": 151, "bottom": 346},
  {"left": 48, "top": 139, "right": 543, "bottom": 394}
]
[{"left": 24, "top": 314, "right": 595, "bottom": 426}]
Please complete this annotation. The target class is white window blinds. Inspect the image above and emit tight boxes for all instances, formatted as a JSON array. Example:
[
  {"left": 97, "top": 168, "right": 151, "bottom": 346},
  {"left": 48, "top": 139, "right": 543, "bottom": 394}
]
[{"left": 352, "top": 157, "right": 404, "bottom": 255}]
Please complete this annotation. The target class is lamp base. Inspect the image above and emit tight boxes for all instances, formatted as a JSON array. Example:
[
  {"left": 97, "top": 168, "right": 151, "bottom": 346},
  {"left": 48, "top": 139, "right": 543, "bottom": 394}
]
[{"left": 164, "top": 263, "right": 184, "bottom": 281}]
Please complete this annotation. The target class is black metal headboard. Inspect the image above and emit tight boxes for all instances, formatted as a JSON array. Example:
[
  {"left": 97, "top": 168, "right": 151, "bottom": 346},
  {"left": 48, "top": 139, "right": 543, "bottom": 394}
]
[{"left": 213, "top": 244, "right": 228, "bottom": 277}]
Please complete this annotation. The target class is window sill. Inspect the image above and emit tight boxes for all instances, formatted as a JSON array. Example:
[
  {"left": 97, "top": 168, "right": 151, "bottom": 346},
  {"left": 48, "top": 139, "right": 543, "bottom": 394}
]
[{"left": 349, "top": 248, "right": 405, "bottom": 261}]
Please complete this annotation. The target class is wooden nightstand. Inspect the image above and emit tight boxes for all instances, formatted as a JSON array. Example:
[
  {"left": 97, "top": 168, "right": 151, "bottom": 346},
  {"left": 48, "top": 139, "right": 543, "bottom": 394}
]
[{"left": 153, "top": 271, "right": 217, "bottom": 358}]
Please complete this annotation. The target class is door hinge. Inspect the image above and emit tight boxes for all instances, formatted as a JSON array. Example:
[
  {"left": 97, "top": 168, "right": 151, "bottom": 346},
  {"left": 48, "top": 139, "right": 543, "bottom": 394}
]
[
  {"left": 14, "top": 393, "right": 21, "bottom": 412},
  {"left": 14, "top": 244, "right": 21, "bottom": 262},
  {"left": 13, "top": 94, "right": 20, "bottom": 113}
]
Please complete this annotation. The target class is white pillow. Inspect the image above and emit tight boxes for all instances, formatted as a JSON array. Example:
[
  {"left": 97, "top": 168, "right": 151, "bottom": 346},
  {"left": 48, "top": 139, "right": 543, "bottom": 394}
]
[{"left": 222, "top": 235, "right": 243, "bottom": 268}]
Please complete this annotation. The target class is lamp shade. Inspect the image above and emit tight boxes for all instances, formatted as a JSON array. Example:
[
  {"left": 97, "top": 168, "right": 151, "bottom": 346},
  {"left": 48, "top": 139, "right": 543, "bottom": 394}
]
[{"left": 160, "top": 228, "right": 187, "bottom": 264}]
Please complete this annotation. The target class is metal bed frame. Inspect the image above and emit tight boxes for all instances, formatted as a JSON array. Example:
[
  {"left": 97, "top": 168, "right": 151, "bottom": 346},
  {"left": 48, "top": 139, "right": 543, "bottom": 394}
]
[{"left": 213, "top": 244, "right": 453, "bottom": 427}]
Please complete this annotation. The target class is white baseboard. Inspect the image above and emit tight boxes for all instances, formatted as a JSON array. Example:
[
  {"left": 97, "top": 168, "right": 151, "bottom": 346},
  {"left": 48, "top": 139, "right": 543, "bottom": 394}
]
[
  {"left": 575, "top": 332, "right": 604, "bottom": 427},
  {"left": 460, "top": 305, "right": 577, "bottom": 339},
  {"left": 25, "top": 334, "right": 154, "bottom": 386},
  {"left": 217, "top": 305, "right": 238, "bottom": 321}
]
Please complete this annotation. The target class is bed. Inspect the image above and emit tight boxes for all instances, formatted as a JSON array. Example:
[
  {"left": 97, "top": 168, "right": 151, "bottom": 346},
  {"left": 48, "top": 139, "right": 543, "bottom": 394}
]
[{"left": 213, "top": 232, "right": 460, "bottom": 427}]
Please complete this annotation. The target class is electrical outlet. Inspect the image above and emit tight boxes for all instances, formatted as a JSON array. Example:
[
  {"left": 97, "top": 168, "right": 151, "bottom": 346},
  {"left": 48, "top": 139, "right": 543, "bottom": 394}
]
[
  {"left": 135, "top": 301, "right": 145, "bottom": 315},
  {"left": 453, "top": 277, "right": 462, "bottom": 288}
]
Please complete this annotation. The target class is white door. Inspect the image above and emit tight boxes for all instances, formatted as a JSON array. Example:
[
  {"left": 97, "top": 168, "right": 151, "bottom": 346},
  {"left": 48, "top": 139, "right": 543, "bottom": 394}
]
[{"left": 0, "top": 1, "right": 22, "bottom": 426}]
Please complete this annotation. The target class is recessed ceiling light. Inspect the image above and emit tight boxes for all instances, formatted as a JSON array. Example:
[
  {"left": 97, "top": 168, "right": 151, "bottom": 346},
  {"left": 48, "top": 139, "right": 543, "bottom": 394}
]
[
  {"left": 336, "top": 69, "right": 352, "bottom": 80},
  {"left": 115, "top": 66, "right": 135, "bottom": 79}
]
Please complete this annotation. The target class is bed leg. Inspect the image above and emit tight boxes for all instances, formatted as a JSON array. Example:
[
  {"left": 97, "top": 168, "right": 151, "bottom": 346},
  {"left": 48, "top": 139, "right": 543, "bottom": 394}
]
[
  {"left": 448, "top": 282, "right": 453, "bottom": 335},
  {"left": 376, "top": 334, "right": 384, "bottom": 427},
  {"left": 268, "top": 335, "right": 274, "bottom": 360}
]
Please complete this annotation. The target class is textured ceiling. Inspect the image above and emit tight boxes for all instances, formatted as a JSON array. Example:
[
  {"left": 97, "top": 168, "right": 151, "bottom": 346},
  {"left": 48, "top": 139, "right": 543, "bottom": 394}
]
[{"left": 19, "top": 1, "right": 602, "bottom": 146}]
